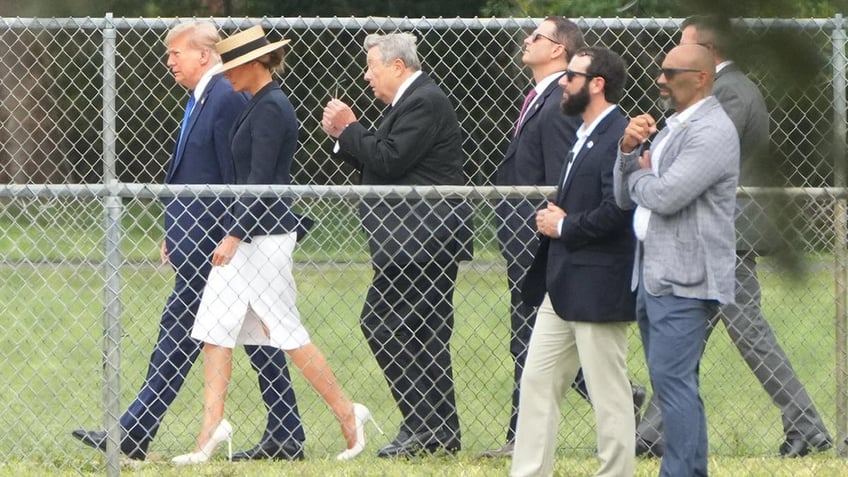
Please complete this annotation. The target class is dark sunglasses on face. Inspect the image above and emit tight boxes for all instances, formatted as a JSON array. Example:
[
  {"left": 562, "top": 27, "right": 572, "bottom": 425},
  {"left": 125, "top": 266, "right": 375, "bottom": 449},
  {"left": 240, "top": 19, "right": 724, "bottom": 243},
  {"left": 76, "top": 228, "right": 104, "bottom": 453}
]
[
  {"left": 564, "top": 69, "right": 597, "bottom": 82},
  {"left": 659, "top": 67, "right": 702, "bottom": 80},
  {"left": 529, "top": 32, "right": 562, "bottom": 45}
]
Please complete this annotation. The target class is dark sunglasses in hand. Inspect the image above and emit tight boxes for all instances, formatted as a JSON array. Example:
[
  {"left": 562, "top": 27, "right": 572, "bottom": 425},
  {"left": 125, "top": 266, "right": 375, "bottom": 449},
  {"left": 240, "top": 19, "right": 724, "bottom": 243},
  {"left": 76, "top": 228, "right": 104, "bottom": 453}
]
[{"left": 659, "top": 67, "right": 702, "bottom": 80}]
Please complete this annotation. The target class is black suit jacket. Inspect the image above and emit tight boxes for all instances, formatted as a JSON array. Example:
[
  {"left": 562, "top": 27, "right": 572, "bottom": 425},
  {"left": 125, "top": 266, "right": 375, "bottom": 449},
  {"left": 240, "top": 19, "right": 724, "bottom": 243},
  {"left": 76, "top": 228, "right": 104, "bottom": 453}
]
[
  {"left": 227, "top": 81, "right": 311, "bottom": 240},
  {"left": 334, "top": 73, "right": 473, "bottom": 267},
  {"left": 495, "top": 76, "right": 580, "bottom": 267},
  {"left": 522, "top": 109, "right": 635, "bottom": 323}
]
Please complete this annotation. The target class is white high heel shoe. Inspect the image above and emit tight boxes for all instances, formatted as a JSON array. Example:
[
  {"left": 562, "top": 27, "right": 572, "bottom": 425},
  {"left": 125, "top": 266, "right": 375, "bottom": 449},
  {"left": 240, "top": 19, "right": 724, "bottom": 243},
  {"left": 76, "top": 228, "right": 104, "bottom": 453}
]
[
  {"left": 336, "top": 403, "right": 384, "bottom": 461},
  {"left": 172, "top": 419, "right": 233, "bottom": 465}
]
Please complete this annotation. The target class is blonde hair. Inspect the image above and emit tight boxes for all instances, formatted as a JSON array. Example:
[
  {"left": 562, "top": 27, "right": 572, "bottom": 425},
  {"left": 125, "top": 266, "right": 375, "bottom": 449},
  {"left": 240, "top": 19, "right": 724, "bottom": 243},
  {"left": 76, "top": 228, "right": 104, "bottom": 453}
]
[{"left": 164, "top": 21, "right": 221, "bottom": 63}]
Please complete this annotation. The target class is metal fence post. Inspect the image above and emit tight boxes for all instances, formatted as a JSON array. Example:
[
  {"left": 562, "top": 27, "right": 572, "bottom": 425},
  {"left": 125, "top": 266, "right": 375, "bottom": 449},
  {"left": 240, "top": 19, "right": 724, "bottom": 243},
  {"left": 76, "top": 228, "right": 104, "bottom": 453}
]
[
  {"left": 101, "top": 11, "right": 123, "bottom": 477},
  {"left": 832, "top": 12, "right": 848, "bottom": 457}
]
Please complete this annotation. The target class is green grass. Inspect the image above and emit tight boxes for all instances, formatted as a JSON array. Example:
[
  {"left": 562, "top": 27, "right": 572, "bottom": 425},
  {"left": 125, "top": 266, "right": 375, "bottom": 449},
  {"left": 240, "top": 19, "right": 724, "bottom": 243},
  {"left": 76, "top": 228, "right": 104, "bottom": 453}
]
[{"left": 1, "top": 198, "right": 847, "bottom": 475}]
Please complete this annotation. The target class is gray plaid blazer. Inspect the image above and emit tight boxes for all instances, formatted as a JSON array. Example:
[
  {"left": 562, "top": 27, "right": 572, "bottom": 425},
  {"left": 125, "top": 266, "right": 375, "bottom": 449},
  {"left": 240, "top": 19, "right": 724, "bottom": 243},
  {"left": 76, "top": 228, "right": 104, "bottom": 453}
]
[{"left": 614, "top": 96, "right": 740, "bottom": 304}]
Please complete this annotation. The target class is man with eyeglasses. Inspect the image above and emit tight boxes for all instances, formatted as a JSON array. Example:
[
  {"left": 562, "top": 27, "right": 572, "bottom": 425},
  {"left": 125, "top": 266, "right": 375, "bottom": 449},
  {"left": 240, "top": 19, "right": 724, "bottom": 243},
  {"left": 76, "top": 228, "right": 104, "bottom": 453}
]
[
  {"left": 614, "top": 43, "right": 740, "bottom": 477},
  {"left": 510, "top": 45, "right": 635, "bottom": 477},
  {"left": 633, "top": 14, "right": 833, "bottom": 460}
]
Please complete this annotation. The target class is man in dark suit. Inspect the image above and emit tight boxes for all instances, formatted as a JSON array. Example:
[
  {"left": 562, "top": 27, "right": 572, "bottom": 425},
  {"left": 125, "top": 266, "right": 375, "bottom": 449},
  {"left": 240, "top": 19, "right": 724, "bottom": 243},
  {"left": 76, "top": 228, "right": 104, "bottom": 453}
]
[
  {"left": 484, "top": 16, "right": 585, "bottom": 459},
  {"left": 71, "top": 21, "right": 306, "bottom": 461},
  {"left": 510, "top": 46, "right": 636, "bottom": 477},
  {"left": 635, "top": 14, "right": 832, "bottom": 458},
  {"left": 322, "top": 32, "right": 473, "bottom": 458}
]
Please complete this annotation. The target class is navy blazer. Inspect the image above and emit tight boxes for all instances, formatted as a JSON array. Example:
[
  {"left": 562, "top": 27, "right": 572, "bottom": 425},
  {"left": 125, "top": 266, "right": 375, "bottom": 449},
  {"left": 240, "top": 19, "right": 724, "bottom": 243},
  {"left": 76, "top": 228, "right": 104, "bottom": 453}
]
[
  {"left": 522, "top": 109, "right": 635, "bottom": 323},
  {"left": 334, "top": 73, "right": 473, "bottom": 267},
  {"left": 227, "top": 81, "right": 310, "bottom": 240},
  {"left": 495, "top": 75, "right": 580, "bottom": 267},
  {"left": 163, "top": 74, "right": 246, "bottom": 262}
]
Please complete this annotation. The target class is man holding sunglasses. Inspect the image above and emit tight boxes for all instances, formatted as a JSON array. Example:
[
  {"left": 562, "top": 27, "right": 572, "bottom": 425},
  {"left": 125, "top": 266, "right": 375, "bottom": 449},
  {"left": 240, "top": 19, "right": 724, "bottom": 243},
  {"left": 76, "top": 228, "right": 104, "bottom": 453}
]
[
  {"left": 614, "top": 43, "right": 740, "bottom": 477},
  {"left": 634, "top": 14, "right": 833, "bottom": 460}
]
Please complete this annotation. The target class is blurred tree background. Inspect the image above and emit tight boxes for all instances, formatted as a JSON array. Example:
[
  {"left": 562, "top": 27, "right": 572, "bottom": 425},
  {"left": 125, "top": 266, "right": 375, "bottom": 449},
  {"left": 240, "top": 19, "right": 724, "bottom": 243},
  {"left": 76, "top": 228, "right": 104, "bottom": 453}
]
[{"left": 0, "top": 0, "right": 844, "bottom": 18}]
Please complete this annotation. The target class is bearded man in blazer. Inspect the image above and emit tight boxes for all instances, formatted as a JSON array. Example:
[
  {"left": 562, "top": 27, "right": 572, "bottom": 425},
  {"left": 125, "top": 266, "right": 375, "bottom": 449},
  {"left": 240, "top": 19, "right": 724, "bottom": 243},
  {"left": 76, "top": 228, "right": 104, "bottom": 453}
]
[
  {"left": 510, "top": 46, "right": 636, "bottom": 477},
  {"left": 322, "top": 32, "right": 473, "bottom": 458},
  {"left": 72, "top": 21, "right": 306, "bottom": 461}
]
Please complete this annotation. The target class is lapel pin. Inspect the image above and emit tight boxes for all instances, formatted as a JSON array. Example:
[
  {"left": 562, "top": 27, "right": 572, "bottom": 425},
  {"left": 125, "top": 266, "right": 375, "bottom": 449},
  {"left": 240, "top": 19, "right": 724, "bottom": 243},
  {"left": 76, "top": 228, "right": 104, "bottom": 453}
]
[{"left": 587, "top": 140, "right": 594, "bottom": 149}]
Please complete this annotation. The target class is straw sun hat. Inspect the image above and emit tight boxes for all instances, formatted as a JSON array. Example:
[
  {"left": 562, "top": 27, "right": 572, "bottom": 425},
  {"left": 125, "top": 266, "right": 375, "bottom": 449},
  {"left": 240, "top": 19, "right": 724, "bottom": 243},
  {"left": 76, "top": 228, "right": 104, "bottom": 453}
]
[{"left": 216, "top": 25, "right": 290, "bottom": 72}]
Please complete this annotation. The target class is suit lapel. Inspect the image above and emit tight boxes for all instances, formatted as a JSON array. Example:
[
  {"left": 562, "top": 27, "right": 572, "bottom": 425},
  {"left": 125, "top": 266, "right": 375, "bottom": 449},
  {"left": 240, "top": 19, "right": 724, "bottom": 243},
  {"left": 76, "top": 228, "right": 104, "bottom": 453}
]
[
  {"left": 170, "top": 75, "right": 222, "bottom": 176},
  {"left": 519, "top": 75, "right": 562, "bottom": 132},
  {"left": 557, "top": 109, "right": 618, "bottom": 201}
]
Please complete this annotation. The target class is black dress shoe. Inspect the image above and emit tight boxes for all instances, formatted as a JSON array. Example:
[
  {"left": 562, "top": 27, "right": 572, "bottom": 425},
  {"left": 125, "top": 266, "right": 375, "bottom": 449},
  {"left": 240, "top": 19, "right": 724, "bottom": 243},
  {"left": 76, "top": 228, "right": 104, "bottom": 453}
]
[
  {"left": 635, "top": 437, "right": 663, "bottom": 458},
  {"left": 779, "top": 432, "right": 832, "bottom": 458},
  {"left": 631, "top": 384, "right": 647, "bottom": 426},
  {"left": 377, "top": 428, "right": 461, "bottom": 458},
  {"left": 231, "top": 439, "right": 305, "bottom": 461},
  {"left": 71, "top": 429, "right": 147, "bottom": 460}
]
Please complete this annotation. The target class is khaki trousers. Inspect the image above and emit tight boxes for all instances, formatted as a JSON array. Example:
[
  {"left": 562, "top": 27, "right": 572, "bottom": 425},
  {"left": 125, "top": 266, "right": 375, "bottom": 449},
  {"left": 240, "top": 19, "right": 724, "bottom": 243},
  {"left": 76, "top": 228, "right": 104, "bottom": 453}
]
[{"left": 510, "top": 295, "right": 635, "bottom": 477}]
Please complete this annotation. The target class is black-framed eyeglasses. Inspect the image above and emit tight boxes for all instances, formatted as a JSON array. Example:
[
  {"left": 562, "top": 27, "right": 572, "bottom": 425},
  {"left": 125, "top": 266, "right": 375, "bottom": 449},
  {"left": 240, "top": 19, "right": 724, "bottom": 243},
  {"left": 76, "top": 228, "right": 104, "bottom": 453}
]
[
  {"left": 529, "top": 31, "right": 562, "bottom": 45},
  {"left": 564, "top": 69, "right": 598, "bottom": 82},
  {"left": 659, "top": 67, "right": 702, "bottom": 80}
]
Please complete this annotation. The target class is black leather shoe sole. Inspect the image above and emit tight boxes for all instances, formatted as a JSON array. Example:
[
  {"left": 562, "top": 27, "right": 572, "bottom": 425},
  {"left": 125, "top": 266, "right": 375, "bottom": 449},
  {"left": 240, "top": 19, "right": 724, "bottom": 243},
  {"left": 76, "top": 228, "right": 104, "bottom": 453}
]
[{"left": 71, "top": 429, "right": 146, "bottom": 461}]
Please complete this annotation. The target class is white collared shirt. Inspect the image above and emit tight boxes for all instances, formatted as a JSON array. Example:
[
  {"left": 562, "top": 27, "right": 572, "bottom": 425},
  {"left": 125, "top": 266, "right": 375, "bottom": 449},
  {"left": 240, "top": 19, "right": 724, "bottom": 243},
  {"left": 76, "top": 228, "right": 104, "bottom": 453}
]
[
  {"left": 192, "top": 63, "right": 223, "bottom": 102},
  {"left": 392, "top": 70, "right": 423, "bottom": 107},
  {"left": 556, "top": 104, "right": 617, "bottom": 236},
  {"left": 632, "top": 96, "right": 710, "bottom": 240}
]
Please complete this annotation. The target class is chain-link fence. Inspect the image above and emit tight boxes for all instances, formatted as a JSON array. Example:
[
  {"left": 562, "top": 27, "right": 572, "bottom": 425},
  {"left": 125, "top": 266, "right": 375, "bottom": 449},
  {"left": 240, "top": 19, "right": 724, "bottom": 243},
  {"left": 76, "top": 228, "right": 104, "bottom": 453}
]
[{"left": 1, "top": 15, "right": 847, "bottom": 475}]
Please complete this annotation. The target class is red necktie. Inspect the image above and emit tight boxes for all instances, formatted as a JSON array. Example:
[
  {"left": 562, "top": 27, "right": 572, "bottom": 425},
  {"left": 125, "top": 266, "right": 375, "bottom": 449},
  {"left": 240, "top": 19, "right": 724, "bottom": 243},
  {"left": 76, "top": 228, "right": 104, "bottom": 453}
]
[{"left": 514, "top": 88, "right": 538, "bottom": 137}]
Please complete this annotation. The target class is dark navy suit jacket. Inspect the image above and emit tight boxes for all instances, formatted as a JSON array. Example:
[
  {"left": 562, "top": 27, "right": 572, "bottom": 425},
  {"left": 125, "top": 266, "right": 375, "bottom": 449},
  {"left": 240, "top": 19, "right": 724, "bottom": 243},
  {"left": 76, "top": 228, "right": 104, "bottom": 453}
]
[
  {"left": 163, "top": 74, "right": 246, "bottom": 265},
  {"left": 522, "top": 109, "right": 636, "bottom": 323},
  {"left": 495, "top": 76, "right": 580, "bottom": 270},
  {"left": 226, "top": 81, "right": 309, "bottom": 240}
]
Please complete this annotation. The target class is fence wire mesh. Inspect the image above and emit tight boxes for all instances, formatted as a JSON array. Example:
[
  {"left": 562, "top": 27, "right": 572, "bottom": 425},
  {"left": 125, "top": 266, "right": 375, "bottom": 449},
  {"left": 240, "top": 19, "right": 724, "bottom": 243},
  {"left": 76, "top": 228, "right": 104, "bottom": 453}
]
[{"left": 0, "top": 15, "right": 846, "bottom": 475}]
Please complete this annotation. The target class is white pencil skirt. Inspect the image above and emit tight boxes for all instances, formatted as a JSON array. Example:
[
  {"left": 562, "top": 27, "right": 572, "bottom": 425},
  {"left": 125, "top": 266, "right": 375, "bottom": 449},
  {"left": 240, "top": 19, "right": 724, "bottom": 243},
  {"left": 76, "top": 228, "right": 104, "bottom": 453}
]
[{"left": 191, "top": 232, "right": 311, "bottom": 350}]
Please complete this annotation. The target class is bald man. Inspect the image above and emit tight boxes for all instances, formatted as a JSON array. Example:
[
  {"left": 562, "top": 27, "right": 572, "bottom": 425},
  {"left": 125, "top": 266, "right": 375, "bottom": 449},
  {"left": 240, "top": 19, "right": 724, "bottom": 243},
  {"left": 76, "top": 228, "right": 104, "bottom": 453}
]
[{"left": 613, "top": 44, "right": 740, "bottom": 477}]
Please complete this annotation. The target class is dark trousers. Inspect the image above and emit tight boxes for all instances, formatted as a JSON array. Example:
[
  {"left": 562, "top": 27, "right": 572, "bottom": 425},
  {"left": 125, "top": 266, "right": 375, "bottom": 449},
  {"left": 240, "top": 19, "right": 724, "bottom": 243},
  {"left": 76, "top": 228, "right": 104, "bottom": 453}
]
[
  {"left": 637, "top": 254, "right": 829, "bottom": 444},
  {"left": 637, "top": 279, "right": 714, "bottom": 477},
  {"left": 120, "top": 242, "right": 305, "bottom": 446},
  {"left": 361, "top": 260, "right": 461, "bottom": 439}
]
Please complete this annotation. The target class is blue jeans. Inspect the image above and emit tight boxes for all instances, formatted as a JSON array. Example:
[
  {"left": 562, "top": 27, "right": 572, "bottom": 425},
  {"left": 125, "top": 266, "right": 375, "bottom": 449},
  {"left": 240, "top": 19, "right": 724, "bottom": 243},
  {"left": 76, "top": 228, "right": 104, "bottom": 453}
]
[{"left": 637, "top": 281, "right": 716, "bottom": 477}]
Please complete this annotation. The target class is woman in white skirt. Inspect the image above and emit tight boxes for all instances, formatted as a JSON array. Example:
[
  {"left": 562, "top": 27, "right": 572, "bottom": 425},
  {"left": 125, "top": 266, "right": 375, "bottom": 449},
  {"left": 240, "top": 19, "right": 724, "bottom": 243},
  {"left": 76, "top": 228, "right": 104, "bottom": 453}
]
[{"left": 172, "top": 25, "right": 377, "bottom": 464}]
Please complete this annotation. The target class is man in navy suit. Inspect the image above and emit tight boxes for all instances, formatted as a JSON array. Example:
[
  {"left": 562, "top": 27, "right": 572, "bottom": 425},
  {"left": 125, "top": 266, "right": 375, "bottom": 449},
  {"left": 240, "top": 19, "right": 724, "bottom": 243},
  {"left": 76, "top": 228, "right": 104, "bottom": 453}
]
[
  {"left": 484, "top": 17, "right": 644, "bottom": 459},
  {"left": 511, "top": 46, "right": 636, "bottom": 477},
  {"left": 322, "top": 32, "right": 473, "bottom": 458},
  {"left": 484, "top": 16, "right": 584, "bottom": 458},
  {"left": 71, "top": 21, "right": 306, "bottom": 461}
]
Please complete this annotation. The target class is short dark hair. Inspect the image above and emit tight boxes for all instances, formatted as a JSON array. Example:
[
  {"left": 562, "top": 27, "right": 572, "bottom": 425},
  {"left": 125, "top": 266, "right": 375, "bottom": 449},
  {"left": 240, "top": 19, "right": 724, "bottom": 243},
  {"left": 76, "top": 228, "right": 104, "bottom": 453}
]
[
  {"left": 545, "top": 16, "right": 586, "bottom": 62},
  {"left": 574, "top": 46, "right": 627, "bottom": 104},
  {"left": 681, "top": 14, "right": 734, "bottom": 59}
]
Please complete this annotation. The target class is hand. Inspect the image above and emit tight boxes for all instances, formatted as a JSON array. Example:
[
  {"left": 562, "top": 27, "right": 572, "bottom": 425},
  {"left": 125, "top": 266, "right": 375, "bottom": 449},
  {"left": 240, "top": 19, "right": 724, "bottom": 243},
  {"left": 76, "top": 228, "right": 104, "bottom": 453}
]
[
  {"left": 621, "top": 113, "right": 657, "bottom": 153},
  {"left": 160, "top": 240, "right": 169, "bottom": 266},
  {"left": 321, "top": 99, "right": 357, "bottom": 138},
  {"left": 639, "top": 149, "right": 652, "bottom": 170},
  {"left": 211, "top": 235, "right": 241, "bottom": 267},
  {"left": 536, "top": 202, "right": 567, "bottom": 238}
]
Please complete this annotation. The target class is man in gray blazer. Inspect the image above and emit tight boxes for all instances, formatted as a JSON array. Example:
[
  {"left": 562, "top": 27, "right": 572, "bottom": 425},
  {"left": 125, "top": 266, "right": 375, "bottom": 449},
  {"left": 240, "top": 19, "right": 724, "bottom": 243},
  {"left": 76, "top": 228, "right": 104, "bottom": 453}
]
[
  {"left": 635, "top": 14, "right": 832, "bottom": 459},
  {"left": 614, "top": 44, "right": 739, "bottom": 477}
]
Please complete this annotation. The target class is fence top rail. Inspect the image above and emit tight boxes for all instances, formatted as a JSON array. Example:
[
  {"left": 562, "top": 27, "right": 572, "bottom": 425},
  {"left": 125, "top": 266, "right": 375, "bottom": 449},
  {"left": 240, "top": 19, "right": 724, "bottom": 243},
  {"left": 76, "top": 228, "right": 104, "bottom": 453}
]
[
  {"left": 1, "top": 183, "right": 847, "bottom": 200},
  {"left": 0, "top": 16, "right": 838, "bottom": 31}
]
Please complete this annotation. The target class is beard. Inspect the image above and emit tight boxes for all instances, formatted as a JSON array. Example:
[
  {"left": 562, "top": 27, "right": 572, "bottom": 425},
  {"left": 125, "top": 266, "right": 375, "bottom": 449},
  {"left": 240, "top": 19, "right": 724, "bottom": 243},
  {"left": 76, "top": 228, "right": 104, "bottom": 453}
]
[
  {"left": 657, "top": 86, "right": 676, "bottom": 112},
  {"left": 561, "top": 83, "right": 590, "bottom": 116}
]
